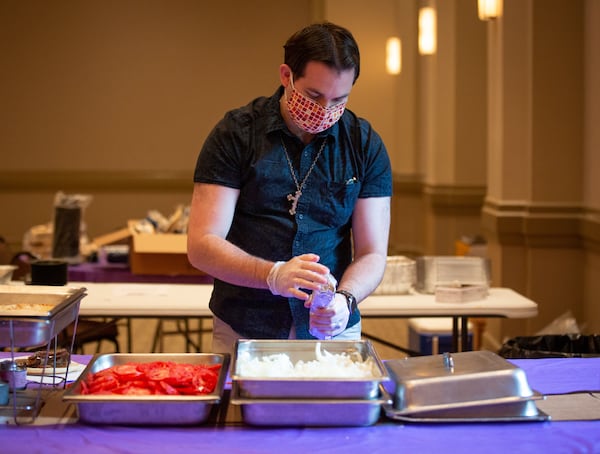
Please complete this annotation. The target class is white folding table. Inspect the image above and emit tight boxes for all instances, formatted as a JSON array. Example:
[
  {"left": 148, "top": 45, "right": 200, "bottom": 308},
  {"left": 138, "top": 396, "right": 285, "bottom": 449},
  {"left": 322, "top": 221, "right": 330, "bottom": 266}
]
[{"left": 71, "top": 282, "right": 538, "bottom": 353}]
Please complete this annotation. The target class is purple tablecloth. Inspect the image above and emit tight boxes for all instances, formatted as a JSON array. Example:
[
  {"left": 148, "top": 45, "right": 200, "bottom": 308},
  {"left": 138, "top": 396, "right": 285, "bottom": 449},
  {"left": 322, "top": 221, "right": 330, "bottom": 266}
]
[
  {"left": 2, "top": 356, "right": 600, "bottom": 454},
  {"left": 68, "top": 262, "right": 212, "bottom": 284}
]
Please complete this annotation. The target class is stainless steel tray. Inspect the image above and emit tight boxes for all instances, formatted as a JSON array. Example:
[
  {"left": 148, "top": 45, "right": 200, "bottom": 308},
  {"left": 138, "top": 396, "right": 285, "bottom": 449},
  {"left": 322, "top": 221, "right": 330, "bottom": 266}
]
[
  {"left": 63, "top": 353, "right": 229, "bottom": 425},
  {"left": 415, "top": 256, "right": 490, "bottom": 293},
  {"left": 230, "top": 383, "right": 389, "bottom": 427},
  {"left": 385, "top": 350, "right": 538, "bottom": 415},
  {"left": 382, "top": 397, "right": 549, "bottom": 423},
  {"left": 0, "top": 285, "right": 86, "bottom": 347},
  {"left": 231, "top": 339, "right": 389, "bottom": 399}
]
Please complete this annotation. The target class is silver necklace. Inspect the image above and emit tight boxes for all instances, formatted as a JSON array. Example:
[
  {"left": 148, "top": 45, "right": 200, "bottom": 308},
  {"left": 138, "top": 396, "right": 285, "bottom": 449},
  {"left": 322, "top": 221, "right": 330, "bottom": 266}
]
[{"left": 280, "top": 135, "right": 327, "bottom": 215}]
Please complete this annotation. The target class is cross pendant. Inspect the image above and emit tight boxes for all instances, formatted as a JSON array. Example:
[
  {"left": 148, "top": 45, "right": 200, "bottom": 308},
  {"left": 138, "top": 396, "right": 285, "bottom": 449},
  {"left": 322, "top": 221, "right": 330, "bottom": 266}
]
[{"left": 287, "top": 190, "right": 302, "bottom": 215}]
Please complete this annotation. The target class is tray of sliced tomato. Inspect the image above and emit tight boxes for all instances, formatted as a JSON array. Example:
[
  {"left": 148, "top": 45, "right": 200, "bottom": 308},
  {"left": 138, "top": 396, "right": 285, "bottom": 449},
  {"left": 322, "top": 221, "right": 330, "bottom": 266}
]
[{"left": 63, "top": 353, "right": 229, "bottom": 425}]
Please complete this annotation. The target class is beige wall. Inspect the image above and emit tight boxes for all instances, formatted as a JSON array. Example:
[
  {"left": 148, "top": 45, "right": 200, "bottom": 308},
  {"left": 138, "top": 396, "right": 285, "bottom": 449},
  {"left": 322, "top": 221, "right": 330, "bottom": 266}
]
[
  {"left": 1, "top": 1, "right": 314, "bottom": 173},
  {"left": 583, "top": 0, "right": 600, "bottom": 333},
  {"left": 0, "top": 0, "right": 315, "bottom": 241},
  {"left": 483, "top": 0, "right": 599, "bottom": 338}
]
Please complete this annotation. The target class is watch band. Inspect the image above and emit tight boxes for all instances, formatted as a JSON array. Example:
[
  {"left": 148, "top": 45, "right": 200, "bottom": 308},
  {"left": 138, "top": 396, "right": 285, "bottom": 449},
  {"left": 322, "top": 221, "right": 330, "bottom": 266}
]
[{"left": 336, "top": 290, "right": 357, "bottom": 314}]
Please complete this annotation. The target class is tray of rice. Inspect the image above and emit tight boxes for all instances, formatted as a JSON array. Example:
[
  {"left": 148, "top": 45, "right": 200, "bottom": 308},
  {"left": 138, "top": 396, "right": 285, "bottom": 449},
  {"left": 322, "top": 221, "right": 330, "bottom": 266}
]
[{"left": 231, "top": 339, "right": 389, "bottom": 399}]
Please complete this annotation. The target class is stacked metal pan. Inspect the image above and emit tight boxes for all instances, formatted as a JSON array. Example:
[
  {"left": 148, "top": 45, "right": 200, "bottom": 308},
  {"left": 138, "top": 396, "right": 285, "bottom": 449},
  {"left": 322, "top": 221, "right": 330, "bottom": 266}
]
[{"left": 230, "top": 339, "right": 390, "bottom": 427}]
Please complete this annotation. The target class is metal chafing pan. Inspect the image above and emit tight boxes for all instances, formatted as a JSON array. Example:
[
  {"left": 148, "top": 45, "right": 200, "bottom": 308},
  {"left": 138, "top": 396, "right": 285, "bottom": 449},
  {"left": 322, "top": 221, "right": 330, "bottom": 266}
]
[
  {"left": 383, "top": 350, "right": 547, "bottom": 421},
  {"left": 231, "top": 339, "right": 389, "bottom": 399},
  {"left": 230, "top": 383, "right": 390, "bottom": 427},
  {"left": 0, "top": 285, "right": 86, "bottom": 347},
  {"left": 382, "top": 397, "right": 548, "bottom": 423},
  {"left": 63, "top": 353, "right": 229, "bottom": 425}
]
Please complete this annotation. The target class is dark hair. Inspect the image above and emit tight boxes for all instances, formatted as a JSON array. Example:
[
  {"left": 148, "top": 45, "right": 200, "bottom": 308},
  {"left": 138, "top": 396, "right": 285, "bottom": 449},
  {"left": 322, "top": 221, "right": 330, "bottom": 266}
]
[{"left": 283, "top": 22, "right": 360, "bottom": 84}]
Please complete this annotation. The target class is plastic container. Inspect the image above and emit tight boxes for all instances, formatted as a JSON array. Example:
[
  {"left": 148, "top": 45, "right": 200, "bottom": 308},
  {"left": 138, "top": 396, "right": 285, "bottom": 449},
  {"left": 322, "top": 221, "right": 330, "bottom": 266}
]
[
  {"left": 0, "top": 361, "right": 27, "bottom": 390},
  {"left": 416, "top": 256, "right": 490, "bottom": 293},
  {"left": 408, "top": 318, "right": 473, "bottom": 355},
  {"left": 372, "top": 256, "right": 416, "bottom": 295},
  {"left": 0, "top": 381, "right": 8, "bottom": 405},
  {"left": 308, "top": 274, "right": 337, "bottom": 340}
]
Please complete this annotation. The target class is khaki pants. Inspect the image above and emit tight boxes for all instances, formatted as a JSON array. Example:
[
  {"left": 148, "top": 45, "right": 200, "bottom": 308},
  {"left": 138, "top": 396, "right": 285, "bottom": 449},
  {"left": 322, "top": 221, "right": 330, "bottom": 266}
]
[{"left": 211, "top": 316, "right": 362, "bottom": 357}]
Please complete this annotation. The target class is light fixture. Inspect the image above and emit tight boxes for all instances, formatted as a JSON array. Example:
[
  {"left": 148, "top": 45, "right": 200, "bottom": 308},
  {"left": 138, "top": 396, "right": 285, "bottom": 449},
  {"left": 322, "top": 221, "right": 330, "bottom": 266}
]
[
  {"left": 418, "top": 7, "right": 437, "bottom": 55},
  {"left": 386, "top": 37, "right": 402, "bottom": 75},
  {"left": 478, "top": 0, "right": 503, "bottom": 20}
]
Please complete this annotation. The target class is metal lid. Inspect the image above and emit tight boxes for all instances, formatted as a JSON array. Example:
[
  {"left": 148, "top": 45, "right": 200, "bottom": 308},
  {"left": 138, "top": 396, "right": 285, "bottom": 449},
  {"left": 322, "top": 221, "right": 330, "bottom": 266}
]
[{"left": 385, "top": 350, "right": 536, "bottom": 415}]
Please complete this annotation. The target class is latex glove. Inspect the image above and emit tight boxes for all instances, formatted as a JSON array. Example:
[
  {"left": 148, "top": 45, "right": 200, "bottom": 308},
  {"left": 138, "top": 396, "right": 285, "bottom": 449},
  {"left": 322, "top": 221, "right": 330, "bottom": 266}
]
[
  {"left": 266, "top": 254, "right": 329, "bottom": 299},
  {"left": 306, "top": 292, "right": 350, "bottom": 339}
]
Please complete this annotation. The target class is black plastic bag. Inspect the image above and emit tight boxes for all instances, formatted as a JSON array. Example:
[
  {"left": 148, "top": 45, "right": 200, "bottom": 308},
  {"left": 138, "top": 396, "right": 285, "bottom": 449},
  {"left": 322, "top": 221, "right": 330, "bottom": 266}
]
[{"left": 498, "top": 334, "right": 600, "bottom": 359}]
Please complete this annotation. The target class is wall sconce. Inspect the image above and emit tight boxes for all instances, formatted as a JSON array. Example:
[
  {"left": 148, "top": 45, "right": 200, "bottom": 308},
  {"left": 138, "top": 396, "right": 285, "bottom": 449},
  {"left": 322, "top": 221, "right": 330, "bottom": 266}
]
[
  {"left": 386, "top": 37, "right": 402, "bottom": 75},
  {"left": 418, "top": 7, "right": 437, "bottom": 55},
  {"left": 478, "top": 0, "right": 503, "bottom": 20}
]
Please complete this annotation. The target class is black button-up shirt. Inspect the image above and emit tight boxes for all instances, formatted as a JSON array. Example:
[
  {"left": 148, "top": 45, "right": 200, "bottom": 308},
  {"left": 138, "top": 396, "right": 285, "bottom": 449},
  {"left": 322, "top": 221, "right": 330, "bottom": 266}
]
[{"left": 193, "top": 87, "right": 392, "bottom": 339}]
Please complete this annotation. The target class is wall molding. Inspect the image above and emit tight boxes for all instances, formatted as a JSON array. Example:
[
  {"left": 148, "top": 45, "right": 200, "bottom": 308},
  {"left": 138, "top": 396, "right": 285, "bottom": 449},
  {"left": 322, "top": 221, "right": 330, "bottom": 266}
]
[
  {"left": 392, "top": 172, "right": 422, "bottom": 195},
  {"left": 4, "top": 170, "right": 598, "bottom": 253},
  {"left": 392, "top": 173, "right": 487, "bottom": 210},
  {"left": 0, "top": 170, "right": 193, "bottom": 193},
  {"left": 392, "top": 174, "right": 600, "bottom": 253},
  {"left": 424, "top": 183, "right": 487, "bottom": 213},
  {"left": 482, "top": 199, "right": 600, "bottom": 251}
]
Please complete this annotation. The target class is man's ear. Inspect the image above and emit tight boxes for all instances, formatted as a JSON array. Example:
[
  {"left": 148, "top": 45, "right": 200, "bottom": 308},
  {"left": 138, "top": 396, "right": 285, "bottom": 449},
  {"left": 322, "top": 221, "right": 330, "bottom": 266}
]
[{"left": 279, "top": 64, "right": 292, "bottom": 87}]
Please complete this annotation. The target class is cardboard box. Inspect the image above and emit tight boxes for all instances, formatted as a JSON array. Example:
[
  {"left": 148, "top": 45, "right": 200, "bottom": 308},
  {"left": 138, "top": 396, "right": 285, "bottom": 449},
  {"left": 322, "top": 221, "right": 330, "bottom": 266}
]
[{"left": 127, "top": 221, "right": 204, "bottom": 276}]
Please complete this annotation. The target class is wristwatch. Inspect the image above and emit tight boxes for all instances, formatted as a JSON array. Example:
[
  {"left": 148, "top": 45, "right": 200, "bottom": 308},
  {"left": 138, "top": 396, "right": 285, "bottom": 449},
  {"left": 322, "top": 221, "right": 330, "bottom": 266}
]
[{"left": 336, "top": 290, "right": 358, "bottom": 314}]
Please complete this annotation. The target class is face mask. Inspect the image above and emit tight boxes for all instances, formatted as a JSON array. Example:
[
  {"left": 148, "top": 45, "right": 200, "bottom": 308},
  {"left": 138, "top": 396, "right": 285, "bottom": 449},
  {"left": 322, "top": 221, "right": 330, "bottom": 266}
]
[{"left": 285, "top": 75, "right": 346, "bottom": 134}]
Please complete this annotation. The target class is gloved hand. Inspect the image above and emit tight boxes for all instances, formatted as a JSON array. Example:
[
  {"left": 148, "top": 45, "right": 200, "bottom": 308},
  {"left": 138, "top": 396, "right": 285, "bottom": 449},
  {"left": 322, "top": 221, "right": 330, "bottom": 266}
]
[
  {"left": 266, "top": 254, "right": 329, "bottom": 299},
  {"left": 306, "top": 292, "right": 350, "bottom": 339}
]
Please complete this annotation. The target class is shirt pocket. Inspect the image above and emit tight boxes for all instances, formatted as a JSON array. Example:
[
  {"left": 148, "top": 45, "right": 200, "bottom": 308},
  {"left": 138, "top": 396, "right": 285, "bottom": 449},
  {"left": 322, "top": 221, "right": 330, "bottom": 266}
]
[{"left": 314, "top": 178, "right": 361, "bottom": 228}]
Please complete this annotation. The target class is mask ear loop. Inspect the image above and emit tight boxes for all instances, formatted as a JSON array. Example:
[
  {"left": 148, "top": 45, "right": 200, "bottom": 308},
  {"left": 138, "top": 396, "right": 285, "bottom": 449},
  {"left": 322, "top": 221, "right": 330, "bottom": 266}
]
[
  {"left": 285, "top": 72, "right": 296, "bottom": 101},
  {"left": 282, "top": 70, "right": 294, "bottom": 105}
]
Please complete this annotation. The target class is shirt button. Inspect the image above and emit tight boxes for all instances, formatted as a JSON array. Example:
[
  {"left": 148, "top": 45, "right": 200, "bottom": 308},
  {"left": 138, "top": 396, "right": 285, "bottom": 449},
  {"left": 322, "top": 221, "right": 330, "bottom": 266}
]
[{"left": 298, "top": 214, "right": 303, "bottom": 219}]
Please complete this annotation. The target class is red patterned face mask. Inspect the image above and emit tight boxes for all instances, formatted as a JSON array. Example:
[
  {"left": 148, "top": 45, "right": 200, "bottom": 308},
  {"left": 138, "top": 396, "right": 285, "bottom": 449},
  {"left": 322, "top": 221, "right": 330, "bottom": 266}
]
[{"left": 285, "top": 75, "right": 346, "bottom": 134}]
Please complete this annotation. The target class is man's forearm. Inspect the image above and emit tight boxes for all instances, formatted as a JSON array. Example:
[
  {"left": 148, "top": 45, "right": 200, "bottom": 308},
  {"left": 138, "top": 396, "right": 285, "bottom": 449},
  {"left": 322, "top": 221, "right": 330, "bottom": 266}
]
[
  {"left": 336, "top": 252, "right": 387, "bottom": 303},
  {"left": 188, "top": 234, "right": 273, "bottom": 289}
]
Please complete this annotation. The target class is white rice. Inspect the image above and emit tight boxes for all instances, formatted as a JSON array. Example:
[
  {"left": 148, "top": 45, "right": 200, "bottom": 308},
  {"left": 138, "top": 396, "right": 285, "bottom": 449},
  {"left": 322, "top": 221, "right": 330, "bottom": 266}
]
[{"left": 236, "top": 343, "right": 378, "bottom": 378}]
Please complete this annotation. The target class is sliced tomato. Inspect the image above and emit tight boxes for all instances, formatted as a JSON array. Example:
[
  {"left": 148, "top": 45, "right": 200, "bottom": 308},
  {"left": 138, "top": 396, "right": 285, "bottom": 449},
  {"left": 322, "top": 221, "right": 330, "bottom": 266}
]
[
  {"left": 90, "top": 368, "right": 116, "bottom": 380},
  {"left": 118, "top": 386, "right": 153, "bottom": 395},
  {"left": 165, "top": 363, "right": 195, "bottom": 385},
  {"left": 80, "top": 361, "right": 222, "bottom": 396},
  {"left": 202, "top": 363, "right": 222, "bottom": 372},
  {"left": 139, "top": 361, "right": 173, "bottom": 381},
  {"left": 193, "top": 367, "right": 218, "bottom": 393},
  {"left": 176, "top": 385, "right": 201, "bottom": 395},
  {"left": 112, "top": 364, "right": 144, "bottom": 380},
  {"left": 158, "top": 380, "right": 180, "bottom": 395},
  {"left": 87, "top": 373, "right": 119, "bottom": 393},
  {"left": 79, "top": 379, "right": 90, "bottom": 394}
]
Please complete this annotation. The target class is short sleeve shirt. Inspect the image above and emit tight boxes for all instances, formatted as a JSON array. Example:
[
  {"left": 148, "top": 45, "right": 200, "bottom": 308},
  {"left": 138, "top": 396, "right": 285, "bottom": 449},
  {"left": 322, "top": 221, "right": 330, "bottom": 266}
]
[{"left": 194, "top": 87, "right": 392, "bottom": 339}]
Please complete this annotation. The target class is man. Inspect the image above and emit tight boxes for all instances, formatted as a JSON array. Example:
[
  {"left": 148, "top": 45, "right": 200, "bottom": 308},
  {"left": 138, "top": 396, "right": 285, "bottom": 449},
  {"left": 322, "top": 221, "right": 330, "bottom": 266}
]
[{"left": 187, "top": 22, "right": 392, "bottom": 355}]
